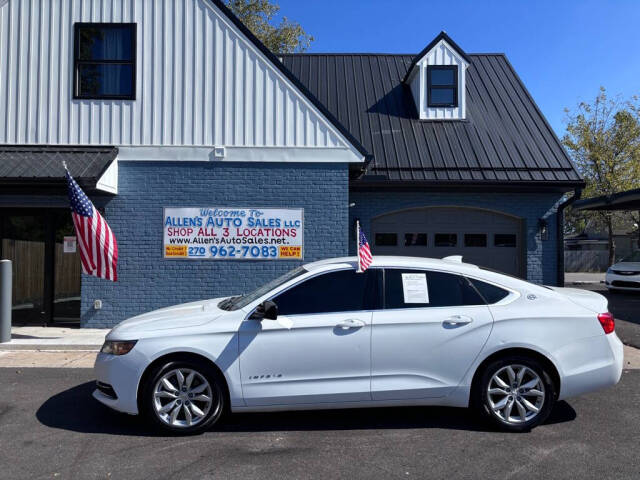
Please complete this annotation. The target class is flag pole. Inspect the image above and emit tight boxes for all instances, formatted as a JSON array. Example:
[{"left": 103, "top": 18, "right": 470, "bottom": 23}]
[{"left": 356, "top": 219, "right": 362, "bottom": 273}]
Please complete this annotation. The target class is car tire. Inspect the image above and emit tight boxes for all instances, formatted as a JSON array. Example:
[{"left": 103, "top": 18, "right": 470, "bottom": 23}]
[
  {"left": 474, "top": 355, "right": 556, "bottom": 432},
  {"left": 141, "top": 359, "right": 225, "bottom": 435}
]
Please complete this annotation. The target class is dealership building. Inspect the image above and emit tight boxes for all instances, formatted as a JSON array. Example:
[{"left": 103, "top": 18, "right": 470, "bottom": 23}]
[{"left": 0, "top": 0, "right": 582, "bottom": 328}]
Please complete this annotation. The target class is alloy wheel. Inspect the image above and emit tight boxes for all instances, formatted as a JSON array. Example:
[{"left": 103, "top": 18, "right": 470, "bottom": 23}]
[
  {"left": 152, "top": 368, "right": 216, "bottom": 428},
  {"left": 486, "top": 364, "right": 545, "bottom": 425}
]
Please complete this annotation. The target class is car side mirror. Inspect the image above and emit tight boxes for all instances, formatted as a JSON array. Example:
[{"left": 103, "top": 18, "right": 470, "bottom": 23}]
[{"left": 251, "top": 300, "right": 278, "bottom": 320}]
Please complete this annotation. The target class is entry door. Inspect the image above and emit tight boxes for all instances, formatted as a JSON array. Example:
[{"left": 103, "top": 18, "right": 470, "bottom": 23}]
[
  {"left": 0, "top": 214, "right": 46, "bottom": 325},
  {"left": 239, "top": 268, "right": 380, "bottom": 406},
  {"left": 0, "top": 210, "right": 81, "bottom": 325},
  {"left": 371, "top": 269, "right": 493, "bottom": 400}
]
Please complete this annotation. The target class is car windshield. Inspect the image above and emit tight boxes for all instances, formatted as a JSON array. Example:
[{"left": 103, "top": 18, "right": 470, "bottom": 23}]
[
  {"left": 217, "top": 266, "right": 308, "bottom": 311},
  {"left": 620, "top": 251, "right": 640, "bottom": 262}
]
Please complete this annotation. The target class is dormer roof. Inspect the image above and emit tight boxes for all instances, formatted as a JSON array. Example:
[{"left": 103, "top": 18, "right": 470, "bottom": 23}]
[{"left": 402, "top": 31, "right": 471, "bottom": 83}]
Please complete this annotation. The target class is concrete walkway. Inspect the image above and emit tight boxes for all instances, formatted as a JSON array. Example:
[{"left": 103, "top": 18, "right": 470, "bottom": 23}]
[
  {"left": 0, "top": 326, "right": 108, "bottom": 351},
  {"left": 565, "top": 272, "right": 605, "bottom": 285}
]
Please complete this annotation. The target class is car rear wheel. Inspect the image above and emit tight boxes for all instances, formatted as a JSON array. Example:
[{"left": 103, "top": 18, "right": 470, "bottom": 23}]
[
  {"left": 475, "top": 355, "right": 556, "bottom": 432},
  {"left": 142, "top": 359, "right": 225, "bottom": 435}
]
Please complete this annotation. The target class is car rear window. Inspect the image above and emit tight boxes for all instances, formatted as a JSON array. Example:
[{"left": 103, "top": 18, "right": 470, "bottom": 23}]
[{"left": 468, "top": 278, "right": 510, "bottom": 304}]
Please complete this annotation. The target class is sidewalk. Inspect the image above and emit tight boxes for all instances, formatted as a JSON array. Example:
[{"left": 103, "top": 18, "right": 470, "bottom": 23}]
[
  {"left": 0, "top": 326, "right": 108, "bottom": 351},
  {"left": 565, "top": 272, "right": 605, "bottom": 285}
]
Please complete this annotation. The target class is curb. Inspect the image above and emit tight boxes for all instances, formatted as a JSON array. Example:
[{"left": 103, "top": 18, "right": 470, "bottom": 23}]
[{"left": 0, "top": 344, "right": 100, "bottom": 351}]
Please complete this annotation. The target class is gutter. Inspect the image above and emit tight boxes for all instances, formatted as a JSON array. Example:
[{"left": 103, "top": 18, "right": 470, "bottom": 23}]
[{"left": 557, "top": 188, "right": 583, "bottom": 286}]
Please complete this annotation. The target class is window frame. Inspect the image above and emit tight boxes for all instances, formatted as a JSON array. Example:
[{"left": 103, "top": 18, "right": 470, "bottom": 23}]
[
  {"left": 73, "top": 22, "right": 137, "bottom": 100},
  {"left": 260, "top": 267, "right": 384, "bottom": 317},
  {"left": 427, "top": 65, "right": 458, "bottom": 108},
  {"left": 381, "top": 267, "right": 487, "bottom": 310}
]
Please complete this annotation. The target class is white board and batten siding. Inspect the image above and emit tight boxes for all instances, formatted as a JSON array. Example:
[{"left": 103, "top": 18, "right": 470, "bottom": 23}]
[
  {"left": 0, "top": 0, "right": 363, "bottom": 163},
  {"left": 408, "top": 39, "right": 468, "bottom": 121}
]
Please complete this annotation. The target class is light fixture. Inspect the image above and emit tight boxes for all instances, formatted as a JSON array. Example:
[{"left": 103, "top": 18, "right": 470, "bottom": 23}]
[{"left": 538, "top": 218, "right": 549, "bottom": 240}]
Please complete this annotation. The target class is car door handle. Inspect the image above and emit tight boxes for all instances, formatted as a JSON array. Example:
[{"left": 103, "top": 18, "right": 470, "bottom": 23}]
[
  {"left": 336, "top": 319, "right": 365, "bottom": 329},
  {"left": 443, "top": 315, "right": 473, "bottom": 326}
]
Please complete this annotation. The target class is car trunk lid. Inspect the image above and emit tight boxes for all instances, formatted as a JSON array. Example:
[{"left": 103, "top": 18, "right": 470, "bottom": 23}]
[{"left": 547, "top": 287, "right": 608, "bottom": 313}]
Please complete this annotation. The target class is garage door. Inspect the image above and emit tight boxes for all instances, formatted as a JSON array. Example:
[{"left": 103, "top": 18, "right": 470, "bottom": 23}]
[{"left": 371, "top": 207, "right": 524, "bottom": 276}]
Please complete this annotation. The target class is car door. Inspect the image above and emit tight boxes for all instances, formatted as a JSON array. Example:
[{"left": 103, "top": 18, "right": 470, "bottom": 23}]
[
  {"left": 239, "top": 268, "right": 381, "bottom": 407},
  {"left": 371, "top": 268, "right": 493, "bottom": 400}
]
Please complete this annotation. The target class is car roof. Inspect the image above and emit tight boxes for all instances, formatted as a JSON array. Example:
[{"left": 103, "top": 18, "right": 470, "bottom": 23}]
[{"left": 304, "top": 255, "right": 480, "bottom": 273}]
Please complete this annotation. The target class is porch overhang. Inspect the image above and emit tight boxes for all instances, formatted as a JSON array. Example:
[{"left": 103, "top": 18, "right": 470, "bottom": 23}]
[{"left": 0, "top": 145, "right": 118, "bottom": 195}]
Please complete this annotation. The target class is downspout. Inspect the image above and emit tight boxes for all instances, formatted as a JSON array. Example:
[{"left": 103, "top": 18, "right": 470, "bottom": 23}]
[{"left": 557, "top": 188, "right": 582, "bottom": 286}]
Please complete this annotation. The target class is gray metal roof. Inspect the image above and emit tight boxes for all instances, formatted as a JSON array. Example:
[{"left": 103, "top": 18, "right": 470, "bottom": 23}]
[
  {"left": 0, "top": 145, "right": 117, "bottom": 189},
  {"left": 280, "top": 53, "right": 582, "bottom": 187}
]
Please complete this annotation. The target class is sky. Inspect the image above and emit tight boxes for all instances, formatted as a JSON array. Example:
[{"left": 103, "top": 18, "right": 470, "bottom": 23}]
[{"left": 275, "top": 0, "right": 640, "bottom": 138}]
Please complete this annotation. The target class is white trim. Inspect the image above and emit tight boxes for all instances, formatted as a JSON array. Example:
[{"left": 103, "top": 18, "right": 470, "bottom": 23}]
[
  {"left": 116, "top": 146, "right": 362, "bottom": 163},
  {"left": 96, "top": 158, "right": 118, "bottom": 194}
]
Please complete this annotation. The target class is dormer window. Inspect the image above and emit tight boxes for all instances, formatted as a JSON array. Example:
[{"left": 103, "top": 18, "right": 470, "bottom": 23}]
[
  {"left": 403, "top": 32, "right": 469, "bottom": 120},
  {"left": 427, "top": 66, "right": 457, "bottom": 108}
]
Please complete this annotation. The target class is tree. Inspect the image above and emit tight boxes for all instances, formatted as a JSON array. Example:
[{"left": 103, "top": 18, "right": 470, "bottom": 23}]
[
  {"left": 563, "top": 87, "right": 640, "bottom": 265},
  {"left": 226, "top": 0, "right": 313, "bottom": 53}
]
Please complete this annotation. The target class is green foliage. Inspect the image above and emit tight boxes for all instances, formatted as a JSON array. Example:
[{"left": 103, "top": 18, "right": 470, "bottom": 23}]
[
  {"left": 226, "top": 0, "right": 313, "bottom": 53},
  {"left": 562, "top": 87, "right": 640, "bottom": 262}
]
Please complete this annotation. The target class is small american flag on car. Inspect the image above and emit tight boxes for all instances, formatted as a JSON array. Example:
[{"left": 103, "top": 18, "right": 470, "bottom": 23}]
[
  {"left": 65, "top": 166, "right": 118, "bottom": 281},
  {"left": 357, "top": 221, "right": 373, "bottom": 272}
]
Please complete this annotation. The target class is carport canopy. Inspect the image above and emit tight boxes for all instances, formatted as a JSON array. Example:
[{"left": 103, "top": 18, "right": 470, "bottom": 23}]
[{"left": 573, "top": 188, "right": 640, "bottom": 212}]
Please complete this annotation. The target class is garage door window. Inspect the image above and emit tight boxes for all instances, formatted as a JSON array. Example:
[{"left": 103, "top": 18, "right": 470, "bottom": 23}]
[
  {"left": 273, "top": 269, "right": 382, "bottom": 315},
  {"left": 384, "top": 269, "right": 484, "bottom": 309},
  {"left": 404, "top": 233, "right": 428, "bottom": 246},
  {"left": 434, "top": 233, "right": 457, "bottom": 247},
  {"left": 494, "top": 234, "right": 516, "bottom": 247},
  {"left": 375, "top": 233, "right": 397, "bottom": 246},
  {"left": 464, "top": 234, "right": 487, "bottom": 247}
]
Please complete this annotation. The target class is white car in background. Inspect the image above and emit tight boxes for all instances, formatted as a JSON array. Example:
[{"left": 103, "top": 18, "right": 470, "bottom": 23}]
[
  {"left": 606, "top": 251, "right": 640, "bottom": 292},
  {"left": 93, "top": 256, "right": 623, "bottom": 434}
]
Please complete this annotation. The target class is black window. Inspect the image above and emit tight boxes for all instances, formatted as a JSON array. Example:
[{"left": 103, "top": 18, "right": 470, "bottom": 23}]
[
  {"left": 74, "top": 23, "right": 136, "bottom": 99},
  {"left": 468, "top": 278, "right": 510, "bottom": 304},
  {"left": 384, "top": 269, "right": 484, "bottom": 309},
  {"left": 434, "top": 233, "right": 457, "bottom": 247},
  {"left": 375, "top": 233, "right": 398, "bottom": 246},
  {"left": 428, "top": 65, "right": 458, "bottom": 107},
  {"left": 494, "top": 234, "right": 517, "bottom": 248},
  {"left": 464, "top": 234, "right": 487, "bottom": 247},
  {"left": 273, "top": 269, "right": 382, "bottom": 316},
  {"left": 404, "top": 233, "right": 428, "bottom": 246}
]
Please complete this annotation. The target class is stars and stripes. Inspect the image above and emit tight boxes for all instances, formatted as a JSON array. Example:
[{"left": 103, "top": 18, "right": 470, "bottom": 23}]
[
  {"left": 357, "top": 223, "right": 373, "bottom": 272},
  {"left": 65, "top": 168, "right": 118, "bottom": 281}
]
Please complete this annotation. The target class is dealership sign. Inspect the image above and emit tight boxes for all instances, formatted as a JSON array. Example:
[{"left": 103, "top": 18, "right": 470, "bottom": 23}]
[{"left": 163, "top": 207, "right": 303, "bottom": 260}]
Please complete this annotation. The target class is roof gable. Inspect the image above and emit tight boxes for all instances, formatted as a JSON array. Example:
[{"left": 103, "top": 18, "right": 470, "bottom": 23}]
[{"left": 403, "top": 31, "right": 471, "bottom": 84}]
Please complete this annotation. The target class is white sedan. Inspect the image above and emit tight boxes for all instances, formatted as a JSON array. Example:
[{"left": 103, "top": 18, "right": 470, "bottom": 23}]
[
  {"left": 605, "top": 251, "right": 640, "bottom": 292},
  {"left": 94, "top": 256, "right": 623, "bottom": 434}
]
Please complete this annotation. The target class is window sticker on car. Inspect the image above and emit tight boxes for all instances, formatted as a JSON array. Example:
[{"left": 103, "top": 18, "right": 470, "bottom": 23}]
[{"left": 401, "top": 273, "right": 429, "bottom": 304}]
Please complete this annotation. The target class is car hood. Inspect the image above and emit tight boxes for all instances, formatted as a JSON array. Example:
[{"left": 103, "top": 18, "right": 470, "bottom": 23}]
[
  {"left": 610, "top": 262, "right": 640, "bottom": 272},
  {"left": 108, "top": 297, "right": 230, "bottom": 338}
]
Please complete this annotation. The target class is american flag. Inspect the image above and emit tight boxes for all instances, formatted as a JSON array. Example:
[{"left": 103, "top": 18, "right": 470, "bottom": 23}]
[
  {"left": 65, "top": 169, "right": 118, "bottom": 281},
  {"left": 358, "top": 227, "right": 373, "bottom": 272}
]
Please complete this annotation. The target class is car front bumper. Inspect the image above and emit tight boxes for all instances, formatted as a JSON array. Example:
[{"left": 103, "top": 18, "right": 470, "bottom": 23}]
[
  {"left": 605, "top": 272, "right": 640, "bottom": 291},
  {"left": 93, "top": 349, "right": 148, "bottom": 415}
]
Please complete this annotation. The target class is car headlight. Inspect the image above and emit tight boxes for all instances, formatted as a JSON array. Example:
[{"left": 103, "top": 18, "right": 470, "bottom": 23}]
[
  {"left": 100, "top": 340, "right": 137, "bottom": 355},
  {"left": 606, "top": 267, "right": 612, "bottom": 274}
]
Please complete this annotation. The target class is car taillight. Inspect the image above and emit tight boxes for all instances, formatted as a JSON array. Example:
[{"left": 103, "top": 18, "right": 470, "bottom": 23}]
[{"left": 597, "top": 312, "right": 615, "bottom": 334}]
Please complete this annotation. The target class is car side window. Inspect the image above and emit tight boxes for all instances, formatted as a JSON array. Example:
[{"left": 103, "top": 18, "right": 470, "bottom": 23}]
[
  {"left": 467, "top": 278, "right": 510, "bottom": 304},
  {"left": 384, "top": 269, "right": 485, "bottom": 309},
  {"left": 273, "top": 269, "right": 382, "bottom": 316}
]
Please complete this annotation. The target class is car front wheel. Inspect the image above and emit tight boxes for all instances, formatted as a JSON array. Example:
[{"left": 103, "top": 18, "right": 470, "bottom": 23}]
[
  {"left": 142, "top": 359, "right": 225, "bottom": 435},
  {"left": 475, "top": 356, "right": 556, "bottom": 432}
]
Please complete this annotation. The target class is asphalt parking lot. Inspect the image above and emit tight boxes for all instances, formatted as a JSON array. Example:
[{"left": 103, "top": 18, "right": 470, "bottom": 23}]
[{"left": 0, "top": 367, "right": 638, "bottom": 480}]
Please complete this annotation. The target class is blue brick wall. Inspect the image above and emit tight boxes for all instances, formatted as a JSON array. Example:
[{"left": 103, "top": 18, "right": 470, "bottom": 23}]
[
  {"left": 81, "top": 161, "right": 349, "bottom": 327},
  {"left": 348, "top": 191, "right": 562, "bottom": 285}
]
